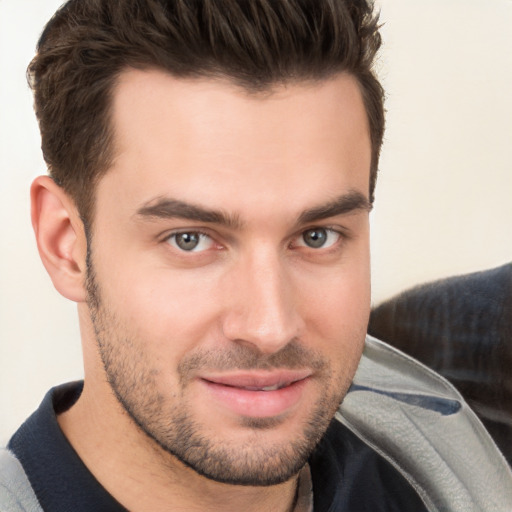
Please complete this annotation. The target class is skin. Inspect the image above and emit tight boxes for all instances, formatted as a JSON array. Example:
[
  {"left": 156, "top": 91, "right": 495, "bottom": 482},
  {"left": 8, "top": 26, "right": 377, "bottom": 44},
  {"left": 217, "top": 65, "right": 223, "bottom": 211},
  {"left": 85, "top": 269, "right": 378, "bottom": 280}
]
[{"left": 32, "top": 69, "right": 372, "bottom": 512}]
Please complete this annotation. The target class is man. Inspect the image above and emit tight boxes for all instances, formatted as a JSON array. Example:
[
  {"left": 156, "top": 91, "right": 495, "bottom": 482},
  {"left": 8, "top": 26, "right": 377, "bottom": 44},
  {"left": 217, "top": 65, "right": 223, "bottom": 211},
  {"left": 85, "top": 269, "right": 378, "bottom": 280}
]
[{"left": 0, "top": 1, "right": 510, "bottom": 511}]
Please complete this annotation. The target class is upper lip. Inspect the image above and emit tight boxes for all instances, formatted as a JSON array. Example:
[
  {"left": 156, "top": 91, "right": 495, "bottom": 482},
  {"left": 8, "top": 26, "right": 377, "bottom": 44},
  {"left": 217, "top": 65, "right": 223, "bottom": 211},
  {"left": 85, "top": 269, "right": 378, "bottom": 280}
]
[{"left": 200, "top": 370, "right": 312, "bottom": 390}]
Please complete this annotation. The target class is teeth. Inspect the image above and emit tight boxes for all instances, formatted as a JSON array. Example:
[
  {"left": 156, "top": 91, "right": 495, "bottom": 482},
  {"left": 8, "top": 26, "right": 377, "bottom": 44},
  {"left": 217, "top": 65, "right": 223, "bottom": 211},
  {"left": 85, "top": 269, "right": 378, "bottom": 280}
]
[
  {"left": 261, "top": 384, "right": 281, "bottom": 391},
  {"left": 242, "top": 384, "right": 283, "bottom": 391}
]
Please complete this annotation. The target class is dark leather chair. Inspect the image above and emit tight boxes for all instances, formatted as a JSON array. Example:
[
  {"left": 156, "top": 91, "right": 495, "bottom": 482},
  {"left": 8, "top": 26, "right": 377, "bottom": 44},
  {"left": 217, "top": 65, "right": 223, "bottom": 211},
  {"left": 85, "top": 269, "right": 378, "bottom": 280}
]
[{"left": 368, "top": 263, "right": 512, "bottom": 464}]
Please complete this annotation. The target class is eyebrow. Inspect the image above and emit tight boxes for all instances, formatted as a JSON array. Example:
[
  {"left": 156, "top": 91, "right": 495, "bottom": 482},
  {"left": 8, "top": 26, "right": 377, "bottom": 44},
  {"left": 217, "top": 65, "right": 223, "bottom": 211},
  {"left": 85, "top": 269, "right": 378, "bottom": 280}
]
[
  {"left": 135, "top": 190, "right": 371, "bottom": 228},
  {"left": 297, "top": 190, "right": 372, "bottom": 225},
  {"left": 136, "top": 198, "right": 242, "bottom": 229}
]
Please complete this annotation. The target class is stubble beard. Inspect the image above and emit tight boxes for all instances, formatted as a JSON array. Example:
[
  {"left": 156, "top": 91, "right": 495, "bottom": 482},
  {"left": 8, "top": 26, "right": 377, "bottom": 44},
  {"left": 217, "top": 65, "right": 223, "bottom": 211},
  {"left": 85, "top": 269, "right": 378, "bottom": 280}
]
[{"left": 85, "top": 255, "right": 354, "bottom": 486}]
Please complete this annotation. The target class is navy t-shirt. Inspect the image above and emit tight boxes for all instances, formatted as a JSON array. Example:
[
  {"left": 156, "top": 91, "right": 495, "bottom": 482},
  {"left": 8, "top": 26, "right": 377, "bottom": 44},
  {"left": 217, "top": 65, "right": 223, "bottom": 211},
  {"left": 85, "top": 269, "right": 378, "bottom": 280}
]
[{"left": 8, "top": 382, "right": 428, "bottom": 511}]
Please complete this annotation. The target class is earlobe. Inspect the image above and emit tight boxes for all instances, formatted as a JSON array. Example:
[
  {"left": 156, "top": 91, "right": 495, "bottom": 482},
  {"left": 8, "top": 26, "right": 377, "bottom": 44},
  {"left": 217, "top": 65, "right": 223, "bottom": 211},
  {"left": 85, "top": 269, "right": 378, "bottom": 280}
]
[{"left": 31, "top": 175, "right": 88, "bottom": 303}]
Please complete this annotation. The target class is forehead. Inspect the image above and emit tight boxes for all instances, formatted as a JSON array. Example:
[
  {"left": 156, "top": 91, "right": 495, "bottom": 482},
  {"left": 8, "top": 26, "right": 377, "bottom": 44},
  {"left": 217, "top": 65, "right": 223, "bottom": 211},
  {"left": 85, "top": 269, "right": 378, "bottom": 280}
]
[{"left": 101, "top": 69, "right": 371, "bottom": 219}]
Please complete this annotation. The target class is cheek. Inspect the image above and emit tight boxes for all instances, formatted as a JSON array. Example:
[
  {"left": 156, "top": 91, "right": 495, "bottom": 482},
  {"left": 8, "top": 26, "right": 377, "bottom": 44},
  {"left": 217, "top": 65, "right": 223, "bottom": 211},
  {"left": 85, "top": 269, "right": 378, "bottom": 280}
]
[
  {"left": 97, "top": 261, "right": 225, "bottom": 353},
  {"left": 300, "top": 260, "right": 370, "bottom": 324},
  {"left": 298, "top": 262, "right": 370, "bottom": 365}
]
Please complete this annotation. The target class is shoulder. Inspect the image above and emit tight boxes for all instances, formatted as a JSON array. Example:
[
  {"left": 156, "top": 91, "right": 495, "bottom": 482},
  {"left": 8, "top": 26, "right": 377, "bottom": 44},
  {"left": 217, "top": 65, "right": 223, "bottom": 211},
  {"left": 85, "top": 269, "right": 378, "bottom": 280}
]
[
  {"left": 337, "top": 337, "right": 512, "bottom": 512},
  {"left": 0, "top": 448, "right": 42, "bottom": 512},
  {"left": 311, "top": 420, "right": 429, "bottom": 511}
]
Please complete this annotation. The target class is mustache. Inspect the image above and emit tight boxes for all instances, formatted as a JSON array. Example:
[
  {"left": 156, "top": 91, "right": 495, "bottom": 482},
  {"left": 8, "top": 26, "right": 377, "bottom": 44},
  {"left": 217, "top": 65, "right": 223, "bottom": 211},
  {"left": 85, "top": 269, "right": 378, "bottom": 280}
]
[{"left": 178, "top": 340, "right": 327, "bottom": 381}]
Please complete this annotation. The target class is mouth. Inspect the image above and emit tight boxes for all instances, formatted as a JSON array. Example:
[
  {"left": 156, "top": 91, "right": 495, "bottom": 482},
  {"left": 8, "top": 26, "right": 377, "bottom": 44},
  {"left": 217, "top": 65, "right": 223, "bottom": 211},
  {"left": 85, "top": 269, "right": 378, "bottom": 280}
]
[
  {"left": 201, "top": 369, "right": 311, "bottom": 390},
  {"left": 198, "top": 370, "right": 312, "bottom": 418}
]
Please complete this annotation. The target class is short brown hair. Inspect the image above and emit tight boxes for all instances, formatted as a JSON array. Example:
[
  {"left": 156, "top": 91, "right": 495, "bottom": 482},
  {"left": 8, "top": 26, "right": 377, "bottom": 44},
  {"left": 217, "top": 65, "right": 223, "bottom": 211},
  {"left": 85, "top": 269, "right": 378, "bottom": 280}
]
[{"left": 29, "top": 0, "right": 384, "bottom": 223}]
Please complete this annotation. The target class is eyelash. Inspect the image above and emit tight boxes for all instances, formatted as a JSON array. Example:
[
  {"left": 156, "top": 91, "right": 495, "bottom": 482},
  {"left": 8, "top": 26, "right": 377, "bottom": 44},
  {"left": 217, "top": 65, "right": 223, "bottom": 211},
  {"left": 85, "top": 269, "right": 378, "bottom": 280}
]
[{"left": 162, "top": 226, "right": 348, "bottom": 256}]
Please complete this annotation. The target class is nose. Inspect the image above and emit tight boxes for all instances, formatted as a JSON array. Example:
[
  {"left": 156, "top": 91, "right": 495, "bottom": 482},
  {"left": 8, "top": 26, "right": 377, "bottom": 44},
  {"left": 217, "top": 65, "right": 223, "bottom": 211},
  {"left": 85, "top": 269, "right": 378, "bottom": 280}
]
[{"left": 221, "top": 249, "right": 304, "bottom": 354}]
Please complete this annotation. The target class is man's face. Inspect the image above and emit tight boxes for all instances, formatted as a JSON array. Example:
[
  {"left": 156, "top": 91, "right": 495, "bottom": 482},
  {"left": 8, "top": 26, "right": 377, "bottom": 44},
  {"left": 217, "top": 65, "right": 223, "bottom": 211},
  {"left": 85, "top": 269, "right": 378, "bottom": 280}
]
[{"left": 86, "top": 69, "right": 372, "bottom": 485}]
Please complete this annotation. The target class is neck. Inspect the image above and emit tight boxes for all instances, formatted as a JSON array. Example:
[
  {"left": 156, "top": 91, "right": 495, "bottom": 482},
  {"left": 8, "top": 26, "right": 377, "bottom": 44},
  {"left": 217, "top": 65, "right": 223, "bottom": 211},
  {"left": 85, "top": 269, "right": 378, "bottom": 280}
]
[{"left": 57, "top": 378, "right": 300, "bottom": 512}]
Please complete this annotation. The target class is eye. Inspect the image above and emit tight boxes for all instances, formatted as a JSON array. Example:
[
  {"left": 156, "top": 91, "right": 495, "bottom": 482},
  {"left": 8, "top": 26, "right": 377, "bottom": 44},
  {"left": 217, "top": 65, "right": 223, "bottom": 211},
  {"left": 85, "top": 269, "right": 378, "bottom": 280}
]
[
  {"left": 166, "top": 231, "right": 214, "bottom": 252},
  {"left": 297, "top": 228, "right": 341, "bottom": 249}
]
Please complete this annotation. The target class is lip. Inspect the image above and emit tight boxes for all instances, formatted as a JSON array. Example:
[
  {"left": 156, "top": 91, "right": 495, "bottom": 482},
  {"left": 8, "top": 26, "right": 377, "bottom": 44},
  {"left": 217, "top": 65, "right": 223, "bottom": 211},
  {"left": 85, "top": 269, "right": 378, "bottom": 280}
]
[{"left": 199, "top": 370, "right": 312, "bottom": 418}]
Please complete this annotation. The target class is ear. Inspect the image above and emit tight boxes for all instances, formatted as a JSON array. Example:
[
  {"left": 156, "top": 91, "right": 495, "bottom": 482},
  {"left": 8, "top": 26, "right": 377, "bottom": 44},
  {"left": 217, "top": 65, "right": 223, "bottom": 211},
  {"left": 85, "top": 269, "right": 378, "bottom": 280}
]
[{"left": 31, "top": 175, "right": 88, "bottom": 303}]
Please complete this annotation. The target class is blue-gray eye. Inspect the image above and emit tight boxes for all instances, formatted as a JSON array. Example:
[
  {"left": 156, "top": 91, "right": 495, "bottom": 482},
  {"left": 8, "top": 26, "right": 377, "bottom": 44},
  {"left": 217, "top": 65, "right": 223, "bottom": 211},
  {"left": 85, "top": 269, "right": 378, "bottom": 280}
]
[
  {"left": 175, "top": 233, "right": 200, "bottom": 251},
  {"left": 300, "top": 228, "right": 340, "bottom": 249},
  {"left": 167, "top": 232, "right": 214, "bottom": 252},
  {"left": 302, "top": 228, "right": 328, "bottom": 248}
]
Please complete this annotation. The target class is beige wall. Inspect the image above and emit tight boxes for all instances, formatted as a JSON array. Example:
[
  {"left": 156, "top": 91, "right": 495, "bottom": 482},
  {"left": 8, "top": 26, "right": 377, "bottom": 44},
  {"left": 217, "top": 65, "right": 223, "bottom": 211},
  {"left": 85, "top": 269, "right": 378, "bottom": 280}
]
[
  {"left": 1, "top": 0, "right": 511, "bottom": 440},
  {"left": 371, "top": 0, "right": 512, "bottom": 300}
]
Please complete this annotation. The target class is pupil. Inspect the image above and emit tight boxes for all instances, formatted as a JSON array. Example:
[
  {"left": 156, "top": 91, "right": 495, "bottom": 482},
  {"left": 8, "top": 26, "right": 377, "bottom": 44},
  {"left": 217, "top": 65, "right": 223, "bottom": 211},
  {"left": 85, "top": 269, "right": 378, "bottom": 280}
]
[
  {"left": 303, "top": 229, "right": 327, "bottom": 248},
  {"left": 176, "top": 233, "right": 199, "bottom": 251}
]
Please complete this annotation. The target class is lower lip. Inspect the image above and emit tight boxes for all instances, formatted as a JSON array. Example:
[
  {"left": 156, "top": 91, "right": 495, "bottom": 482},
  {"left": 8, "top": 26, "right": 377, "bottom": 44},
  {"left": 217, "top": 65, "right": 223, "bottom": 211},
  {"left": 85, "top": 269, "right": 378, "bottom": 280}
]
[{"left": 200, "top": 378, "right": 309, "bottom": 418}]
